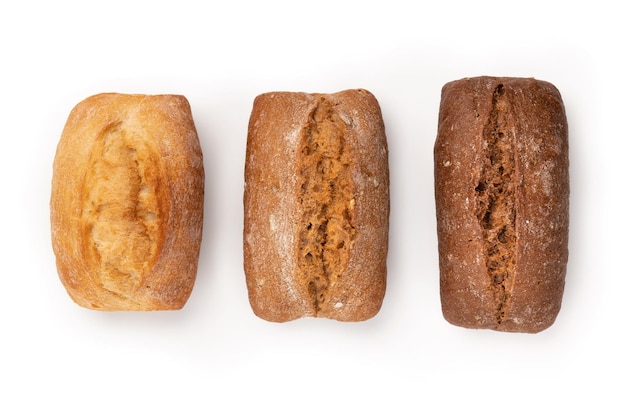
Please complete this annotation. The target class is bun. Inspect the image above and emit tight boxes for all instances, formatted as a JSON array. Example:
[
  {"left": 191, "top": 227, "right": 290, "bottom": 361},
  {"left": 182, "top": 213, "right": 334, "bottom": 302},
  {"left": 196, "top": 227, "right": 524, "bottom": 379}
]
[
  {"left": 434, "top": 77, "right": 569, "bottom": 333},
  {"left": 244, "top": 89, "right": 389, "bottom": 322},
  {"left": 51, "top": 93, "right": 204, "bottom": 311}
]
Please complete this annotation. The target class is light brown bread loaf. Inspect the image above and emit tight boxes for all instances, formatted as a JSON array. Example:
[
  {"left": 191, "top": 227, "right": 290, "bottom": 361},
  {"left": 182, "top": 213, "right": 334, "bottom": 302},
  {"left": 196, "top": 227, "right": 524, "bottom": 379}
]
[
  {"left": 244, "top": 89, "right": 389, "bottom": 322},
  {"left": 434, "top": 76, "right": 569, "bottom": 333},
  {"left": 51, "top": 93, "right": 204, "bottom": 311}
]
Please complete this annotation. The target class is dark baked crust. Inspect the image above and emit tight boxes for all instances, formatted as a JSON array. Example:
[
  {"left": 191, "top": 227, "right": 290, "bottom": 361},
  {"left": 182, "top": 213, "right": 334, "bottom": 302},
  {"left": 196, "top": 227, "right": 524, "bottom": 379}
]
[
  {"left": 434, "top": 77, "right": 569, "bottom": 333},
  {"left": 244, "top": 89, "right": 389, "bottom": 322}
]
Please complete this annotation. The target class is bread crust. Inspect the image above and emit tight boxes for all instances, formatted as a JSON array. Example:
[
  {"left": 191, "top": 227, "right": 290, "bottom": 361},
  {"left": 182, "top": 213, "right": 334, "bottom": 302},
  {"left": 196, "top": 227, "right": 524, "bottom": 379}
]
[
  {"left": 434, "top": 77, "right": 569, "bottom": 333},
  {"left": 51, "top": 93, "right": 204, "bottom": 311},
  {"left": 244, "top": 89, "right": 389, "bottom": 322}
]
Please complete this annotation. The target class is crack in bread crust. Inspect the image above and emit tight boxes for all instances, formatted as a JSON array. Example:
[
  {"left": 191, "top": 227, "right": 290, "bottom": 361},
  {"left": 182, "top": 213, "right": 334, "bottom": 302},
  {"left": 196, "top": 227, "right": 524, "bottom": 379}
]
[
  {"left": 297, "top": 97, "right": 356, "bottom": 313},
  {"left": 82, "top": 121, "right": 160, "bottom": 300},
  {"left": 475, "top": 84, "right": 517, "bottom": 325}
]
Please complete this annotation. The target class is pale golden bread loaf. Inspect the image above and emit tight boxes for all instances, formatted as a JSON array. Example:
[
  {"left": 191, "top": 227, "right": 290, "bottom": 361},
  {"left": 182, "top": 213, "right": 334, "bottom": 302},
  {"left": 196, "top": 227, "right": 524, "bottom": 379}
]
[
  {"left": 51, "top": 93, "right": 204, "bottom": 311},
  {"left": 244, "top": 89, "right": 389, "bottom": 322}
]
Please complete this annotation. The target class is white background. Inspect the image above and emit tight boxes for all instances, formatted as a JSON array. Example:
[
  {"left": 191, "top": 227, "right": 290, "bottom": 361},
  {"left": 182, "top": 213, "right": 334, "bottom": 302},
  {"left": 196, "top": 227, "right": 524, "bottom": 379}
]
[{"left": 1, "top": 1, "right": 623, "bottom": 415}]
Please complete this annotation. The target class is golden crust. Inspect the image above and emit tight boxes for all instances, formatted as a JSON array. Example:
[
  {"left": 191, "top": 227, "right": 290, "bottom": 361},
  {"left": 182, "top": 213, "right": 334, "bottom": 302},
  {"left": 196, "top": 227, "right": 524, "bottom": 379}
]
[
  {"left": 244, "top": 89, "right": 389, "bottom": 322},
  {"left": 51, "top": 93, "right": 204, "bottom": 311},
  {"left": 434, "top": 77, "right": 569, "bottom": 333}
]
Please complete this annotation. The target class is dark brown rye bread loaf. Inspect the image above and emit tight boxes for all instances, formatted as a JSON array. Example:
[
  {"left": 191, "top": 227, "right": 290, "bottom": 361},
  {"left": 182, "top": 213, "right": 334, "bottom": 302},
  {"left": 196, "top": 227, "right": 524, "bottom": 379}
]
[
  {"left": 434, "top": 77, "right": 569, "bottom": 333},
  {"left": 244, "top": 89, "right": 389, "bottom": 322}
]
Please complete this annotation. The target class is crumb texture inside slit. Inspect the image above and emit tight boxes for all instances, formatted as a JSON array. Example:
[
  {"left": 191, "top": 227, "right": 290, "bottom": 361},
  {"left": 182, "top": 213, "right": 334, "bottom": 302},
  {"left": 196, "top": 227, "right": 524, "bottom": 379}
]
[
  {"left": 82, "top": 121, "right": 160, "bottom": 298},
  {"left": 475, "top": 84, "right": 517, "bottom": 324},
  {"left": 298, "top": 97, "right": 356, "bottom": 314}
]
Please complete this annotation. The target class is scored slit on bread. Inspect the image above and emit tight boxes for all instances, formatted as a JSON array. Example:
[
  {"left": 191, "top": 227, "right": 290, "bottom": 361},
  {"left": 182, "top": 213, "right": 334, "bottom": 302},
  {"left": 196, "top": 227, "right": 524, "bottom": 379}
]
[
  {"left": 475, "top": 83, "right": 517, "bottom": 325},
  {"left": 297, "top": 96, "right": 357, "bottom": 314}
]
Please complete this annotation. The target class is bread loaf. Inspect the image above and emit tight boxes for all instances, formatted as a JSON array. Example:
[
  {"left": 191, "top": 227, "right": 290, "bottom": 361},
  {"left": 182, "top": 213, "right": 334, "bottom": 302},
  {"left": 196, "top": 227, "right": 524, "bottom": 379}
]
[
  {"left": 51, "top": 93, "right": 204, "bottom": 311},
  {"left": 434, "top": 76, "right": 569, "bottom": 333},
  {"left": 244, "top": 89, "right": 389, "bottom": 322}
]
